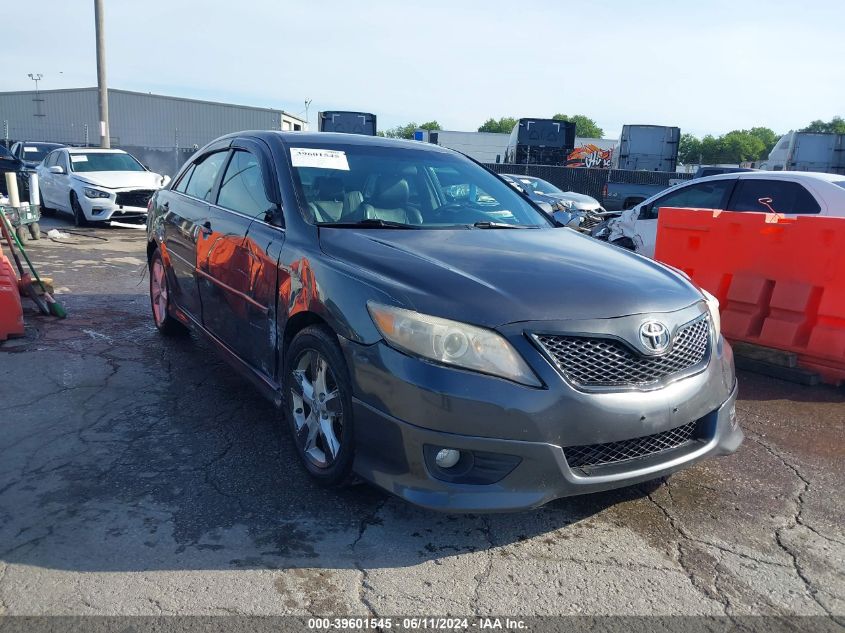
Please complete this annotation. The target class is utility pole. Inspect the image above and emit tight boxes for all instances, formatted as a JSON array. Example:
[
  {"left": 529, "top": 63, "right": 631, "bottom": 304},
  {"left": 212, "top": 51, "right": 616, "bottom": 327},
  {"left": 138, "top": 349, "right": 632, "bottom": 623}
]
[
  {"left": 304, "top": 99, "right": 312, "bottom": 131},
  {"left": 94, "top": 0, "right": 110, "bottom": 148},
  {"left": 27, "top": 73, "right": 45, "bottom": 117}
]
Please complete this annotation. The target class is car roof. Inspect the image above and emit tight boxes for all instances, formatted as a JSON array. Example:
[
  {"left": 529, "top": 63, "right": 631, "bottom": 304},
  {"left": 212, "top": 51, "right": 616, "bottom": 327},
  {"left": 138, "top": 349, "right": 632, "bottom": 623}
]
[
  {"left": 66, "top": 147, "right": 127, "bottom": 154},
  {"left": 228, "top": 130, "right": 456, "bottom": 154},
  {"left": 693, "top": 170, "right": 845, "bottom": 184},
  {"left": 19, "top": 141, "right": 63, "bottom": 147}
]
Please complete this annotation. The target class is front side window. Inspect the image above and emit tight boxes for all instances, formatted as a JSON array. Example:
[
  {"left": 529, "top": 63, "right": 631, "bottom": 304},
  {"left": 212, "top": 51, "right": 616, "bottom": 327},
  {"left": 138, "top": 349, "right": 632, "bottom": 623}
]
[
  {"left": 217, "top": 151, "right": 273, "bottom": 217},
  {"left": 183, "top": 152, "right": 228, "bottom": 201},
  {"left": 645, "top": 180, "right": 733, "bottom": 219},
  {"left": 289, "top": 143, "right": 550, "bottom": 229},
  {"left": 69, "top": 152, "right": 146, "bottom": 173},
  {"left": 728, "top": 179, "right": 821, "bottom": 214}
]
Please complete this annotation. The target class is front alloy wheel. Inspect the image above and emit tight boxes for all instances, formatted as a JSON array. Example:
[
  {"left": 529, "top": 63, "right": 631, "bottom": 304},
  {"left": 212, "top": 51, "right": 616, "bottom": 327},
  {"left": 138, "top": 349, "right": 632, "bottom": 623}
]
[{"left": 285, "top": 326, "right": 355, "bottom": 486}]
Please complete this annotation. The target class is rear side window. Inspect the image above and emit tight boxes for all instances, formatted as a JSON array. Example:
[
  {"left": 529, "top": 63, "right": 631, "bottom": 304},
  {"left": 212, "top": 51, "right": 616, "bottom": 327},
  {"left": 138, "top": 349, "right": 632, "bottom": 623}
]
[
  {"left": 216, "top": 150, "right": 272, "bottom": 217},
  {"left": 728, "top": 179, "right": 821, "bottom": 214},
  {"left": 645, "top": 180, "right": 733, "bottom": 219},
  {"left": 184, "top": 152, "right": 227, "bottom": 201}
]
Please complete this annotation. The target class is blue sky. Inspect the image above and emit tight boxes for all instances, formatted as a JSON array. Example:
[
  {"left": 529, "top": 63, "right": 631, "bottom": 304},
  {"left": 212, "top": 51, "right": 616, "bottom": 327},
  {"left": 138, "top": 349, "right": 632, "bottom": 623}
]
[{"left": 2, "top": 0, "right": 843, "bottom": 138}]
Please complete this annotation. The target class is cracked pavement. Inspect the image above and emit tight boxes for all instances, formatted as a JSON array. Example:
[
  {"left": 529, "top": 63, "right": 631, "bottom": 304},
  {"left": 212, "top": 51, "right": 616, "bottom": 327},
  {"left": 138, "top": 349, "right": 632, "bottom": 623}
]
[{"left": 0, "top": 216, "right": 843, "bottom": 618}]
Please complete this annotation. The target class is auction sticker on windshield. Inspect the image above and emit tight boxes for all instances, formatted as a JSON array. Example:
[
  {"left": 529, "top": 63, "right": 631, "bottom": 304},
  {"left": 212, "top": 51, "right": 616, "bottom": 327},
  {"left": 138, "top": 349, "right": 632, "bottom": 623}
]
[
  {"left": 70, "top": 155, "right": 88, "bottom": 162},
  {"left": 290, "top": 148, "right": 349, "bottom": 171}
]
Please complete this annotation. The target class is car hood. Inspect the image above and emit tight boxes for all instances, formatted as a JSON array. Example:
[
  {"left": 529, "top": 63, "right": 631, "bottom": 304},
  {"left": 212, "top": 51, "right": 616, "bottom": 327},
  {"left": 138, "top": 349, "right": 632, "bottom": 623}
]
[
  {"left": 70, "top": 171, "right": 165, "bottom": 189},
  {"left": 319, "top": 227, "right": 702, "bottom": 327}
]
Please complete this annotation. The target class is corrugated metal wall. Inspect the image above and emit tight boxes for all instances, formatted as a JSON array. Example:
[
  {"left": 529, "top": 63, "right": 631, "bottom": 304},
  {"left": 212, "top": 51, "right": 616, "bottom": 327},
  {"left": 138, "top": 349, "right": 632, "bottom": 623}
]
[{"left": 0, "top": 88, "right": 298, "bottom": 148}]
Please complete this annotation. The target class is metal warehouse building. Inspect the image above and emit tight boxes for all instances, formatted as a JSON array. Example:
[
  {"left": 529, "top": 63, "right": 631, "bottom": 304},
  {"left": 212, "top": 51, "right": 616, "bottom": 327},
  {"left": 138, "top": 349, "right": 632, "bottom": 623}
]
[{"left": 0, "top": 87, "right": 306, "bottom": 174}]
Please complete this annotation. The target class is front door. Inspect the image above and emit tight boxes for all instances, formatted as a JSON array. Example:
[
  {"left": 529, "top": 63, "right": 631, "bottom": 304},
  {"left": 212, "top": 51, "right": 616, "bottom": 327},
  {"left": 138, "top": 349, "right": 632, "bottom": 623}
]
[{"left": 197, "top": 147, "right": 284, "bottom": 380}]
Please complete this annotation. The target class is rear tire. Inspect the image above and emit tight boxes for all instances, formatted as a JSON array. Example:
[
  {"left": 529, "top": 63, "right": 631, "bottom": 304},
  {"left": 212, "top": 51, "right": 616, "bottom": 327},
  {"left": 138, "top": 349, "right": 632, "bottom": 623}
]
[
  {"left": 149, "top": 248, "right": 189, "bottom": 336},
  {"left": 70, "top": 191, "right": 88, "bottom": 227},
  {"left": 284, "top": 325, "right": 356, "bottom": 488},
  {"left": 15, "top": 225, "right": 28, "bottom": 244},
  {"left": 28, "top": 222, "right": 41, "bottom": 240}
]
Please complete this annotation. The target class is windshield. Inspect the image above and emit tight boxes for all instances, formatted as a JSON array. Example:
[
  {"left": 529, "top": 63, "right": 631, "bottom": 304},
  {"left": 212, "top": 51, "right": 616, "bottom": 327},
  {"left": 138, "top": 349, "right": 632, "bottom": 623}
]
[
  {"left": 511, "top": 176, "right": 564, "bottom": 196},
  {"left": 290, "top": 143, "right": 551, "bottom": 229},
  {"left": 21, "top": 144, "right": 59, "bottom": 163},
  {"left": 69, "top": 152, "right": 146, "bottom": 173}
]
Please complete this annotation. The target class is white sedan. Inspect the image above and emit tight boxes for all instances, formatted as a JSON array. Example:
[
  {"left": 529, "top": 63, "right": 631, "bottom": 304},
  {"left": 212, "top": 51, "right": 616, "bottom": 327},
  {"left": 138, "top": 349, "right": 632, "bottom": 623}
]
[
  {"left": 37, "top": 148, "right": 170, "bottom": 226},
  {"left": 606, "top": 171, "right": 845, "bottom": 257}
]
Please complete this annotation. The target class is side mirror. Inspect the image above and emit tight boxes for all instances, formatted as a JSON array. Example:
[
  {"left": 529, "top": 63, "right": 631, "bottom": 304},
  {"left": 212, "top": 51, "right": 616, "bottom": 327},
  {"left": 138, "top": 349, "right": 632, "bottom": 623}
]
[
  {"left": 552, "top": 210, "right": 582, "bottom": 229},
  {"left": 49, "top": 165, "right": 65, "bottom": 174}
]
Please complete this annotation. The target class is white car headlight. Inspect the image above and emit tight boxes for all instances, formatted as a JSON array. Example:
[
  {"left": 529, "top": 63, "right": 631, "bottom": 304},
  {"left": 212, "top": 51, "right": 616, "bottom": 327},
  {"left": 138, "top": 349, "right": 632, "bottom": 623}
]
[
  {"left": 367, "top": 303, "right": 541, "bottom": 386},
  {"left": 83, "top": 187, "right": 110, "bottom": 199},
  {"left": 701, "top": 289, "right": 721, "bottom": 338}
]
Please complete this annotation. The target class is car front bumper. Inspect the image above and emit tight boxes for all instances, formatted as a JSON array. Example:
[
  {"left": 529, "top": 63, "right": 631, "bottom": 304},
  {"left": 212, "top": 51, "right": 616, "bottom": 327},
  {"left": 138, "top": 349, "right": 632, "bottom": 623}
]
[
  {"left": 77, "top": 189, "right": 150, "bottom": 222},
  {"left": 340, "top": 313, "right": 741, "bottom": 512}
]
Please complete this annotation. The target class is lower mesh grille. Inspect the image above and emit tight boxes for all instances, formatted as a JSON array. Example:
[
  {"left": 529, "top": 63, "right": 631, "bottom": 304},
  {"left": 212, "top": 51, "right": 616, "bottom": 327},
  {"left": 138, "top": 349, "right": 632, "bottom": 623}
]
[{"left": 564, "top": 421, "right": 699, "bottom": 469}]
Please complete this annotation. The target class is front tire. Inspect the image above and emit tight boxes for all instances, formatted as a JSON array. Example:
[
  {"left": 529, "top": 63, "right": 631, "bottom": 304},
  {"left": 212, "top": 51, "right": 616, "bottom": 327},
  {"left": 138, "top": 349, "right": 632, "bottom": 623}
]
[
  {"left": 149, "top": 248, "right": 189, "bottom": 336},
  {"left": 70, "top": 191, "right": 88, "bottom": 227},
  {"left": 284, "top": 325, "right": 355, "bottom": 487},
  {"left": 28, "top": 222, "right": 41, "bottom": 240}
]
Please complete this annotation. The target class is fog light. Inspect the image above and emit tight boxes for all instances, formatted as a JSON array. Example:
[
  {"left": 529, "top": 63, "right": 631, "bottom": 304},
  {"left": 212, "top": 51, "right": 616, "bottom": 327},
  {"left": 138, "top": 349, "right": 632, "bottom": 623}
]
[{"left": 435, "top": 448, "right": 461, "bottom": 469}]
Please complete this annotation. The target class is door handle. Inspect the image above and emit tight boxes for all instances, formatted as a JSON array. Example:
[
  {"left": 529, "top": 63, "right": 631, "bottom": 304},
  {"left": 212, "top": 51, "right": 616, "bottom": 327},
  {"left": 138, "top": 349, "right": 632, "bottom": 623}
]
[{"left": 201, "top": 221, "right": 212, "bottom": 235}]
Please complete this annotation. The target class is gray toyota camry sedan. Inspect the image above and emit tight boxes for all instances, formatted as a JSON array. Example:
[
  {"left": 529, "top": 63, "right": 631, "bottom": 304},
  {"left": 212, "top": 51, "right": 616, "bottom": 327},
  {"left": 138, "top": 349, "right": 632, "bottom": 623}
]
[{"left": 145, "top": 131, "right": 742, "bottom": 512}]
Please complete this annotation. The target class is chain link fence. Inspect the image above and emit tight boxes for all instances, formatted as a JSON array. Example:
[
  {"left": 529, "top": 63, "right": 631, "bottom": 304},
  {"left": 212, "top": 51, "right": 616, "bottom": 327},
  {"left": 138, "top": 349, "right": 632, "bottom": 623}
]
[{"left": 483, "top": 163, "right": 694, "bottom": 200}]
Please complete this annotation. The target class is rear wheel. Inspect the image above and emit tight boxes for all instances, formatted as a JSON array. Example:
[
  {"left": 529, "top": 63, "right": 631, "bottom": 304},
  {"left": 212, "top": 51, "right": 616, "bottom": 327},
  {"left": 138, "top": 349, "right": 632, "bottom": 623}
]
[
  {"left": 149, "top": 248, "right": 189, "bottom": 336},
  {"left": 28, "top": 222, "right": 41, "bottom": 240},
  {"left": 15, "top": 225, "right": 28, "bottom": 244},
  {"left": 70, "top": 191, "right": 87, "bottom": 227},
  {"left": 284, "top": 326, "right": 355, "bottom": 487}
]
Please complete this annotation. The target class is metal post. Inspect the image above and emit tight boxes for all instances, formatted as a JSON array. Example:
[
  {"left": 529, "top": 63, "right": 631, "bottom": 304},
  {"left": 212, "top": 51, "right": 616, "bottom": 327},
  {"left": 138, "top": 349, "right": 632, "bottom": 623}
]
[{"left": 94, "top": 0, "right": 110, "bottom": 148}]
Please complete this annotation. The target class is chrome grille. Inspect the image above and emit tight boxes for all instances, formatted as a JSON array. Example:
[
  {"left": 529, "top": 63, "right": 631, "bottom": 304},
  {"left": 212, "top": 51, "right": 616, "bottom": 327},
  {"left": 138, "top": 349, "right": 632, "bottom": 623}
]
[
  {"left": 535, "top": 315, "right": 710, "bottom": 388},
  {"left": 116, "top": 189, "right": 154, "bottom": 208},
  {"left": 565, "top": 421, "right": 699, "bottom": 469}
]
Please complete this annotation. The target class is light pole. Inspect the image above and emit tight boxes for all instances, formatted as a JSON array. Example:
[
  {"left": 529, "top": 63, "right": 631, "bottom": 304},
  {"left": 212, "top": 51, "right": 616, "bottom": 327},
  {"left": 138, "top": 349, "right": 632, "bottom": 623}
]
[
  {"left": 304, "top": 99, "right": 312, "bottom": 131},
  {"left": 27, "top": 73, "right": 45, "bottom": 117},
  {"left": 94, "top": 0, "right": 110, "bottom": 148}
]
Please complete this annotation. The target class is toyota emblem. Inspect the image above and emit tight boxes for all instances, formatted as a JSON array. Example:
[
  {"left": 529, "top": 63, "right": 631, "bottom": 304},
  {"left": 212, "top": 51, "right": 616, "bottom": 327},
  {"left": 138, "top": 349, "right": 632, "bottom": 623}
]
[{"left": 639, "top": 321, "right": 671, "bottom": 353}]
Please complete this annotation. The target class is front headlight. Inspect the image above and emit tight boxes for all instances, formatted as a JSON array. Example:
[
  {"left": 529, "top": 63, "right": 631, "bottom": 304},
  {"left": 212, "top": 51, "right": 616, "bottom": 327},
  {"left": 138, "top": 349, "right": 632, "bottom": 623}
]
[
  {"left": 367, "top": 303, "right": 541, "bottom": 386},
  {"left": 701, "top": 289, "right": 721, "bottom": 338},
  {"left": 83, "top": 187, "right": 110, "bottom": 199}
]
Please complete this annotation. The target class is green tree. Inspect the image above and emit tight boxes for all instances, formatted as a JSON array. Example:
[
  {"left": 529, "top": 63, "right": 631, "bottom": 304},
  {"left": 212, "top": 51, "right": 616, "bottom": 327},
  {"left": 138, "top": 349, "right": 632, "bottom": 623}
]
[
  {"left": 720, "top": 130, "right": 766, "bottom": 163},
  {"left": 801, "top": 116, "right": 845, "bottom": 134},
  {"left": 747, "top": 127, "right": 779, "bottom": 158},
  {"left": 678, "top": 133, "right": 702, "bottom": 164},
  {"left": 477, "top": 117, "right": 518, "bottom": 134},
  {"left": 551, "top": 114, "right": 604, "bottom": 138},
  {"left": 381, "top": 120, "right": 441, "bottom": 139}
]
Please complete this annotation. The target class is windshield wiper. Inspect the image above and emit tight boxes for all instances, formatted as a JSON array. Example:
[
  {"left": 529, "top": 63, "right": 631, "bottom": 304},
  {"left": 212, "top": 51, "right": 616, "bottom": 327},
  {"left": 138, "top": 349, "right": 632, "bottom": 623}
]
[
  {"left": 471, "top": 221, "right": 535, "bottom": 229},
  {"left": 319, "top": 218, "right": 420, "bottom": 229}
]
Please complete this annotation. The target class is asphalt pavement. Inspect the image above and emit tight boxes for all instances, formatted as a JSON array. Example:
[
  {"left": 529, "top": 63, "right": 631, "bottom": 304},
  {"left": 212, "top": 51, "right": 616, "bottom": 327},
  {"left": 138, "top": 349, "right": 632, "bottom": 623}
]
[{"left": 0, "top": 214, "right": 843, "bottom": 619}]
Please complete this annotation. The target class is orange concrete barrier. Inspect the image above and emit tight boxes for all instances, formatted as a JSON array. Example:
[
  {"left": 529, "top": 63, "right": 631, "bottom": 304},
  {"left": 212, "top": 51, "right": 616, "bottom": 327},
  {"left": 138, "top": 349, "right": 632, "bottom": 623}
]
[
  {"left": 0, "top": 242, "right": 25, "bottom": 341},
  {"left": 655, "top": 208, "right": 845, "bottom": 386}
]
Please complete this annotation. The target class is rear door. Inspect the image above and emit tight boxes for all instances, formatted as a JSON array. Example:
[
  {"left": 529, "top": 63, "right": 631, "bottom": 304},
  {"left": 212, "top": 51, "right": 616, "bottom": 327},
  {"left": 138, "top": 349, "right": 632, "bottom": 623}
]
[
  {"left": 160, "top": 146, "right": 230, "bottom": 321},
  {"left": 725, "top": 178, "right": 823, "bottom": 215},
  {"left": 198, "top": 140, "right": 284, "bottom": 379}
]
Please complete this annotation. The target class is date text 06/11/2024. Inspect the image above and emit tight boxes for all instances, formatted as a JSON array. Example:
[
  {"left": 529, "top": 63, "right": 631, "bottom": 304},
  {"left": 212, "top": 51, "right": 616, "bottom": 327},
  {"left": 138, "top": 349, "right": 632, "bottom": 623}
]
[{"left": 306, "top": 617, "right": 528, "bottom": 630}]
